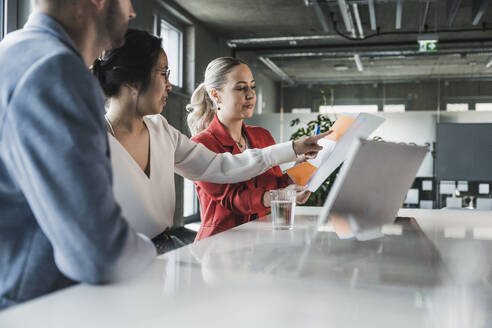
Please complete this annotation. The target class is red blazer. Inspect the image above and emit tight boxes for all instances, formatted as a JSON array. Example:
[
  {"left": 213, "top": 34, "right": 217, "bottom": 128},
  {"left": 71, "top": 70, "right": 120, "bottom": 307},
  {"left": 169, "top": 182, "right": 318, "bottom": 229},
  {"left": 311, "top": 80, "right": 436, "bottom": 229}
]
[{"left": 192, "top": 114, "right": 290, "bottom": 241}]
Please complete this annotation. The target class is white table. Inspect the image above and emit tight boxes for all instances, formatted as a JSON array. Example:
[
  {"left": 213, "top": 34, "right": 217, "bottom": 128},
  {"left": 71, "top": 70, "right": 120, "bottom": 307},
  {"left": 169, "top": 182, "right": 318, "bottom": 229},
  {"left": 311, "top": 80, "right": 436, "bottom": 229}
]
[{"left": 1, "top": 208, "right": 492, "bottom": 327}]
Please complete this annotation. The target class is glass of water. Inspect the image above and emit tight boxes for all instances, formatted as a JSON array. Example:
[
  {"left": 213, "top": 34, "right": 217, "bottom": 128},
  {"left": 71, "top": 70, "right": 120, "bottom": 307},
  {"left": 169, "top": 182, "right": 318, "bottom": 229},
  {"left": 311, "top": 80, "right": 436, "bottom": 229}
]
[{"left": 269, "top": 188, "right": 296, "bottom": 230}]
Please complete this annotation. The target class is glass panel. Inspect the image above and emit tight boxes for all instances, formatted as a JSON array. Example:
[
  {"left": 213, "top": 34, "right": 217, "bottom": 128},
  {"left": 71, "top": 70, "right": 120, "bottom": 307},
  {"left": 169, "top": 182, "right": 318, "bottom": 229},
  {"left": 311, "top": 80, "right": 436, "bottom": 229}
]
[
  {"left": 0, "top": 0, "right": 4, "bottom": 41},
  {"left": 446, "top": 103, "right": 468, "bottom": 112},
  {"left": 319, "top": 104, "right": 378, "bottom": 113},
  {"left": 475, "top": 103, "right": 492, "bottom": 111},
  {"left": 183, "top": 178, "right": 198, "bottom": 217},
  {"left": 383, "top": 104, "right": 405, "bottom": 112},
  {"left": 159, "top": 19, "right": 182, "bottom": 87}
]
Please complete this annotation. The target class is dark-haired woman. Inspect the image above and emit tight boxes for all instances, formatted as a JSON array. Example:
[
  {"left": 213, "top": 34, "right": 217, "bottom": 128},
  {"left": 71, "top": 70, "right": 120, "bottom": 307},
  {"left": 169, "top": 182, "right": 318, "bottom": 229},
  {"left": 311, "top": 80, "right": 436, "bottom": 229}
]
[{"left": 92, "top": 29, "right": 328, "bottom": 252}]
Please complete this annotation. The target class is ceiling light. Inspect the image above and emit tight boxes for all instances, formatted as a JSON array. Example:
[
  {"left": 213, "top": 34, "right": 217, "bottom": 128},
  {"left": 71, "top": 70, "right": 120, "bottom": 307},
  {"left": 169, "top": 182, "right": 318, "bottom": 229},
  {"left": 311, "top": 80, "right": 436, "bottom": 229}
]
[
  {"left": 352, "top": 3, "right": 364, "bottom": 38},
  {"left": 486, "top": 56, "right": 492, "bottom": 69},
  {"left": 354, "top": 54, "right": 364, "bottom": 72},
  {"left": 334, "top": 64, "right": 349, "bottom": 71}
]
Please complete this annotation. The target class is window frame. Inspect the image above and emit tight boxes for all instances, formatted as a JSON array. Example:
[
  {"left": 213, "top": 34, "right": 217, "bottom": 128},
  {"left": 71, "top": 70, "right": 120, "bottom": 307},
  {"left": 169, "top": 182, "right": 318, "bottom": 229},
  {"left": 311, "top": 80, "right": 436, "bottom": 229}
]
[
  {"left": 446, "top": 103, "right": 469, "bottom": 112},
  {"left": 3, "top": 0, "right": 19, "bottom": 36},
  {"left": 0, "top": 0, "right": 4, "bottom": 41},
  {"left": 152, "top": 2, "right": 197, "bottom": 222},
  {"left": 153, "top": 11, "right": 184, "bottom": 89},
  {"left": 382, "top": 104, "right": 406, "bottom": 113},
  {"left": 475, "top": 103, "right": 492, "bottom": 111},
  {"left": 319, "top": 104, "right": 379, "bottom": 114},
  {"left": 183, "top": 178, "right": 200, "bottom": 224}
]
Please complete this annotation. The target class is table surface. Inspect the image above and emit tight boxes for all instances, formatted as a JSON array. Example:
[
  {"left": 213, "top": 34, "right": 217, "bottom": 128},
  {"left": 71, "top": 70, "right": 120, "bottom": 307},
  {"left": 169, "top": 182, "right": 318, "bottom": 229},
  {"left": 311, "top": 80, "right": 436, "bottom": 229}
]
[{"left": 1, "top": 208, "right": 492, "bottom": 328}]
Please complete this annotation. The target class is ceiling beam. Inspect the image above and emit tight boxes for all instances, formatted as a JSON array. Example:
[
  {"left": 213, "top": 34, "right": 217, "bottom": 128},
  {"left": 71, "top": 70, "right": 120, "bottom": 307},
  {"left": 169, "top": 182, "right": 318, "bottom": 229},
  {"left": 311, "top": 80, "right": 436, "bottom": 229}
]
[
  {"left": 309, "top": 0, "right": 330, "bottom": 32},
  {"left": 263, "top": 47, "right": 492, "bottom": 60},
  {"left": 420, "top": 0, "right": 431, "bottom": 32},
  {"left": 325, "top": 0, "right": 437, "bottom": 4},
  {"left": 395, "top": 0, "right": 403, "bottom": 29},
  {"left": 227, "top": 35, "right": 342, "bottom": 48},
  {"left": 236, "top": 37, "right": 492, "bottom": 53},
  {"left": 472, "top": 0, "right": 489, "bottom": 26},
  {"left": 337, "top": 0, "right": 355, "bottom": 35},
  {"left": 447, "top": 0, "right": 462, "bottom": 26},
  {"left": 352, "top": 3, "right": 364, "bottom": 38},
  {"left": 291, "top": 76, "right": 492, "bottom": 86},
  {"left": 258, "top": 56, "right": 295, "bottom": 85},
  {"left": 368, "top": 0, "right": 377, "bottom": 31}
]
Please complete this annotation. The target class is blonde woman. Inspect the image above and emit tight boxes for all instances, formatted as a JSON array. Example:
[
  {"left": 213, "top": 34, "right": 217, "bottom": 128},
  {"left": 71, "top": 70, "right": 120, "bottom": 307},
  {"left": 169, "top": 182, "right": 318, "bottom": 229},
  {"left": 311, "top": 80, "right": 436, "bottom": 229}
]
[{"left": 188, "top": 57, "right": 328, "bottom": 241}]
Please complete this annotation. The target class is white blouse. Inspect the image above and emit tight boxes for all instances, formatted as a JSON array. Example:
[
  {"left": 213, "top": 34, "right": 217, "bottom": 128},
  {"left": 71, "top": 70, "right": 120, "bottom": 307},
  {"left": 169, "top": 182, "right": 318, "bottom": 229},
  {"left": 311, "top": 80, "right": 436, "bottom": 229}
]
[{"left": 108, "top": 114, "right": 296, "bottom": 238}]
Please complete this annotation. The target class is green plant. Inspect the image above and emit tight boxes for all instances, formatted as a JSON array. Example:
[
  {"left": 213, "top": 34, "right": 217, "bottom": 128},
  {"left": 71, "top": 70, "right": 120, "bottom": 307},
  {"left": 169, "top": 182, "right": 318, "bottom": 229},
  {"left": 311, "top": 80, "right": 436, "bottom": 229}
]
[{"left": 289, "top": 114, "right": 341, "bottom": 206}]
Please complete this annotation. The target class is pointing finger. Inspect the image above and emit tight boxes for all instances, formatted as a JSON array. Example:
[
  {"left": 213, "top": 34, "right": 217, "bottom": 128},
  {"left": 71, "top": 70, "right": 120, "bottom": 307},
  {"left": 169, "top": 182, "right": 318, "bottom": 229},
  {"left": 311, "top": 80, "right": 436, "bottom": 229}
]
[{"left": 310, "top": 130, "right": 332, "bottom": 141}]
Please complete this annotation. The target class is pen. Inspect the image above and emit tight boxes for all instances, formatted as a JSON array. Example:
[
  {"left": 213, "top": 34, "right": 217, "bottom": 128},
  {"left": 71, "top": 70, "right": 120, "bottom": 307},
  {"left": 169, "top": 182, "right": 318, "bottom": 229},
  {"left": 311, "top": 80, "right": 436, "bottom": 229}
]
[{"left": 315, "top": 125, "right": 321, "bottom": 135}]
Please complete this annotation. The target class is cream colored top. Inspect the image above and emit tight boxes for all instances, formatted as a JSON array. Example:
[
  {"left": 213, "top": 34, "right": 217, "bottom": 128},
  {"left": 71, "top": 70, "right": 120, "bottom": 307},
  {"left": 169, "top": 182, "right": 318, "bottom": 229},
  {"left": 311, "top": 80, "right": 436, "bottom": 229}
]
[{"left": 108, "top": 114, "right": 296, "bottom": 238}]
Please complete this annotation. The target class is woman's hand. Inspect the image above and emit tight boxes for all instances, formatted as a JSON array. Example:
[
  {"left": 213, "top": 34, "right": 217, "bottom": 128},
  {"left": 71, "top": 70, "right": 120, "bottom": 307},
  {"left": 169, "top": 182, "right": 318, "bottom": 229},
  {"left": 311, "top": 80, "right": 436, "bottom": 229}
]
[
  {"left": 292, "top": 130, "right": 332, "bottom": 158},
  {"left": 294, "top": 154, "right": 306, "bottom": 165},
  {"left": 263, "top": 184, "right": 312, "bottom": 208},
  {"left": 262, "top": 190, "right": 271, "bottom": 208},
  {"left": 289, "top": 184, "right": 311, "bottom": 204}
]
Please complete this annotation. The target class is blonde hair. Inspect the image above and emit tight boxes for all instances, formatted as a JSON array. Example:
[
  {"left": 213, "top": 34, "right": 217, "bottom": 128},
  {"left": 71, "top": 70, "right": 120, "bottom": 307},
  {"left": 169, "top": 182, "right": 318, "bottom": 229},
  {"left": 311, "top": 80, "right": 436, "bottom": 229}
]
[{"left": 187, "top": 57, "right": 245, "bottom": 136}]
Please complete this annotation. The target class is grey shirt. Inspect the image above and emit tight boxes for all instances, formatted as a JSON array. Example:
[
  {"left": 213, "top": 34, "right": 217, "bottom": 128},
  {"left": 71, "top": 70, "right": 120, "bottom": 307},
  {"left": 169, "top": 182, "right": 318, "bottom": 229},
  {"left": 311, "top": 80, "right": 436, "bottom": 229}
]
[{"left": 0, "top": 13, "right": 156, "bottom": 310}]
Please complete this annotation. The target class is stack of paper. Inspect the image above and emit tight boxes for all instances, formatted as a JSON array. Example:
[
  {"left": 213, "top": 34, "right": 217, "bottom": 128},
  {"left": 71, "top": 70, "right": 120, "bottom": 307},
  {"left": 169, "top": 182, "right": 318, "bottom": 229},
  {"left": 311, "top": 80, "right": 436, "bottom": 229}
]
[{"left": 286, "top": 113, "right": 385, "bottom": 192}]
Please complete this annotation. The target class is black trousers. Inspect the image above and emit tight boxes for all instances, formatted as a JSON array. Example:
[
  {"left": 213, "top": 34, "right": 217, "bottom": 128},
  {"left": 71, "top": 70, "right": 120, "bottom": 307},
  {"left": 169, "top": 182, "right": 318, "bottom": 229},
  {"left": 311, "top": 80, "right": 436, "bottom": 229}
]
[{"left": 151, "top": 227, "right": 197, "bottom": 255}]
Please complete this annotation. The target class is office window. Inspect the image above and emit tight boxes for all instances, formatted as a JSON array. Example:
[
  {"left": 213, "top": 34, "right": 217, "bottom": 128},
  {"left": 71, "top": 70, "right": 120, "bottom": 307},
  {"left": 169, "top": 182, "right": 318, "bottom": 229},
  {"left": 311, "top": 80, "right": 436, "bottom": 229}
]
[
  {"left": 383, "top": 104, "right": 405, "bottom": 112},
  {"left": 256, "top": 88, "right": 263, "bottom": 114},
  {"left": 319, "top": 105, "right": 378, "bottom": 114},
  {"left": 155, "top": 17, "right": 183, "bottom": 88},
  {"left": 446, "top": 103, "right": 468, "bottom": 112},
  {"left": 183, "top": 178, "right": 199, "bottom": 218},
  {"left": 475, "top": 103, "right": 492, "bottom": 111},
  {"left": 292, "top": 108, "right": 312, "bottom": 113}
]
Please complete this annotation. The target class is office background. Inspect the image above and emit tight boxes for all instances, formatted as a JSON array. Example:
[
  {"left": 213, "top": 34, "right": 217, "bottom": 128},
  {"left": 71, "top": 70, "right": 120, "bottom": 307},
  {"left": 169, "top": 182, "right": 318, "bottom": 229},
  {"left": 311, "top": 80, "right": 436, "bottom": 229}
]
[{"left": 2, "top": 0, "right": 492, "bottom": 225}]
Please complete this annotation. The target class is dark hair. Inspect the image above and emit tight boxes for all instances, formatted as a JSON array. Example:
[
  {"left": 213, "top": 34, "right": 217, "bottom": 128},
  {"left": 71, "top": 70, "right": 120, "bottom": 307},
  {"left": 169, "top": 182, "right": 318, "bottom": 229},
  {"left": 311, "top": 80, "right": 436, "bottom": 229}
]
[{"left": 92, "top": 29, "right": 162, "bottom": 97}]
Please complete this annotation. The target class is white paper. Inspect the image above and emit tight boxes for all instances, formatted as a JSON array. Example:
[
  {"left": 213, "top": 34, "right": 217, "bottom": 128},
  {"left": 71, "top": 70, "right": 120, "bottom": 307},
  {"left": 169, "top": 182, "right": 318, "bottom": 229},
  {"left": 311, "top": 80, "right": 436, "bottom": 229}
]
[
  {"left": 404, "top": 189, "right": 419, "bottom": 205},
  {"left": 479, "top": 184, "right": 490, "bottom": 194},
  {"left": 457, "top": 181, "right": 468, "bottom": 192},
  {"left": 422, "top": 180, "right": 433, "bottom": 191},
  {"left": 439, "top": 181, "right": 456, "bottom": 194},
  {"left": 306, "top": 113, "right": 385, "bottom": 192},
  {"left": 307, "top": 138, "right": 336, "bottom": 168}
]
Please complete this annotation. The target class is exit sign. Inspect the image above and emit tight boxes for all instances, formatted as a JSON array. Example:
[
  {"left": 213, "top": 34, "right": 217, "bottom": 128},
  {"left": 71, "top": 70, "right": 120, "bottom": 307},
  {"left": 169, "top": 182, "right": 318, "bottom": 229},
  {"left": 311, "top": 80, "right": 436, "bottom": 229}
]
[{"left": 418, "top": 40, "right": 438, "bottom": 52}]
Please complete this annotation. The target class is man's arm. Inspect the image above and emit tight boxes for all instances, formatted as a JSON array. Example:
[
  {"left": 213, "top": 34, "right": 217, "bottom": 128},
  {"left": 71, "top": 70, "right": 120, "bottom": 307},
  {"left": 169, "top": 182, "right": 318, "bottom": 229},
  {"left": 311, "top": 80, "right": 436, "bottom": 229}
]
[{"left": 2, "top": 53, "right": 156, "bottom": 283}]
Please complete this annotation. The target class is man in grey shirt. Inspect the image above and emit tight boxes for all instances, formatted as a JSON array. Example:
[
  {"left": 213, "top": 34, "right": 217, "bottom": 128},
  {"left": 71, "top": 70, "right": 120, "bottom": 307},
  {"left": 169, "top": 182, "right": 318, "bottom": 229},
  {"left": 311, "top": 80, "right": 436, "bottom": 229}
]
[{"left": 0, "top": 0, "right": 156, "bottom": 310}]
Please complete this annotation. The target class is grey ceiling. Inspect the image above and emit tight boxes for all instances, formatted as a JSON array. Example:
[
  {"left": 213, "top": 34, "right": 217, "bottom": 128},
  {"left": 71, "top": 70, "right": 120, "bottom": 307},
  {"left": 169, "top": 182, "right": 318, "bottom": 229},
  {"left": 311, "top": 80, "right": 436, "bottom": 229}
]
[{"left": 172, "top": 0, "right": 492, "bottom": 84}]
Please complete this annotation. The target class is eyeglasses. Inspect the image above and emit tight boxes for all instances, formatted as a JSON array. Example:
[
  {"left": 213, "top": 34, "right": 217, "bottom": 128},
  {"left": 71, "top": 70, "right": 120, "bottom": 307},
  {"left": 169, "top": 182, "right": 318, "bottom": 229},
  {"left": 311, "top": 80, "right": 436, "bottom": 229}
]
[{"left": 156, "top": 68, "right": 171, "bottom": 82}]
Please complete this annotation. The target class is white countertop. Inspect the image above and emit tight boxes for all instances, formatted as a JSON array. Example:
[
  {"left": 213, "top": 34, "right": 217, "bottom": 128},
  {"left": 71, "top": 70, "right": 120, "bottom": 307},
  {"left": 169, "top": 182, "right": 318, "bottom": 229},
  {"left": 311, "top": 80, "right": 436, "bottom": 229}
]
[{"left": 1, "top": 208, "right": 492, "bottom": 327}]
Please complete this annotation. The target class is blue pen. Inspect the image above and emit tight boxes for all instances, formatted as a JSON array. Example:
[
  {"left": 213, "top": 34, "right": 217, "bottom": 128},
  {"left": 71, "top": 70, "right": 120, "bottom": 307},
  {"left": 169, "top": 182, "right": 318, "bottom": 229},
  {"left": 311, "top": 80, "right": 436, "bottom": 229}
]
[{"left": 315, "top": 125, "right": 321, "bottom": 135}]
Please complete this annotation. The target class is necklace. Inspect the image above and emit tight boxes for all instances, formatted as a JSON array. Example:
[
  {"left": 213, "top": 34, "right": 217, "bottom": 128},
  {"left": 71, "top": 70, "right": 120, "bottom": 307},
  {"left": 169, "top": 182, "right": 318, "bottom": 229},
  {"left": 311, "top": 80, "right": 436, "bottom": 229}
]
[
  {"left": 233, "top": 134, "right": 246, "bottom": 150},
  {"left": 104, "top": 115, "right": 116, "bottom": 136}
]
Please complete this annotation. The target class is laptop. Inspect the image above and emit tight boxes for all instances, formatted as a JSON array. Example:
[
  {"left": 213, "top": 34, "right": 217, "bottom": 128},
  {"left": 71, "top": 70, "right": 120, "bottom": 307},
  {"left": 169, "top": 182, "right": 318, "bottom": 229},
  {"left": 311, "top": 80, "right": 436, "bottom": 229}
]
[{"left": 317, "top": 139, "right": 428, "bottom": 241}]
